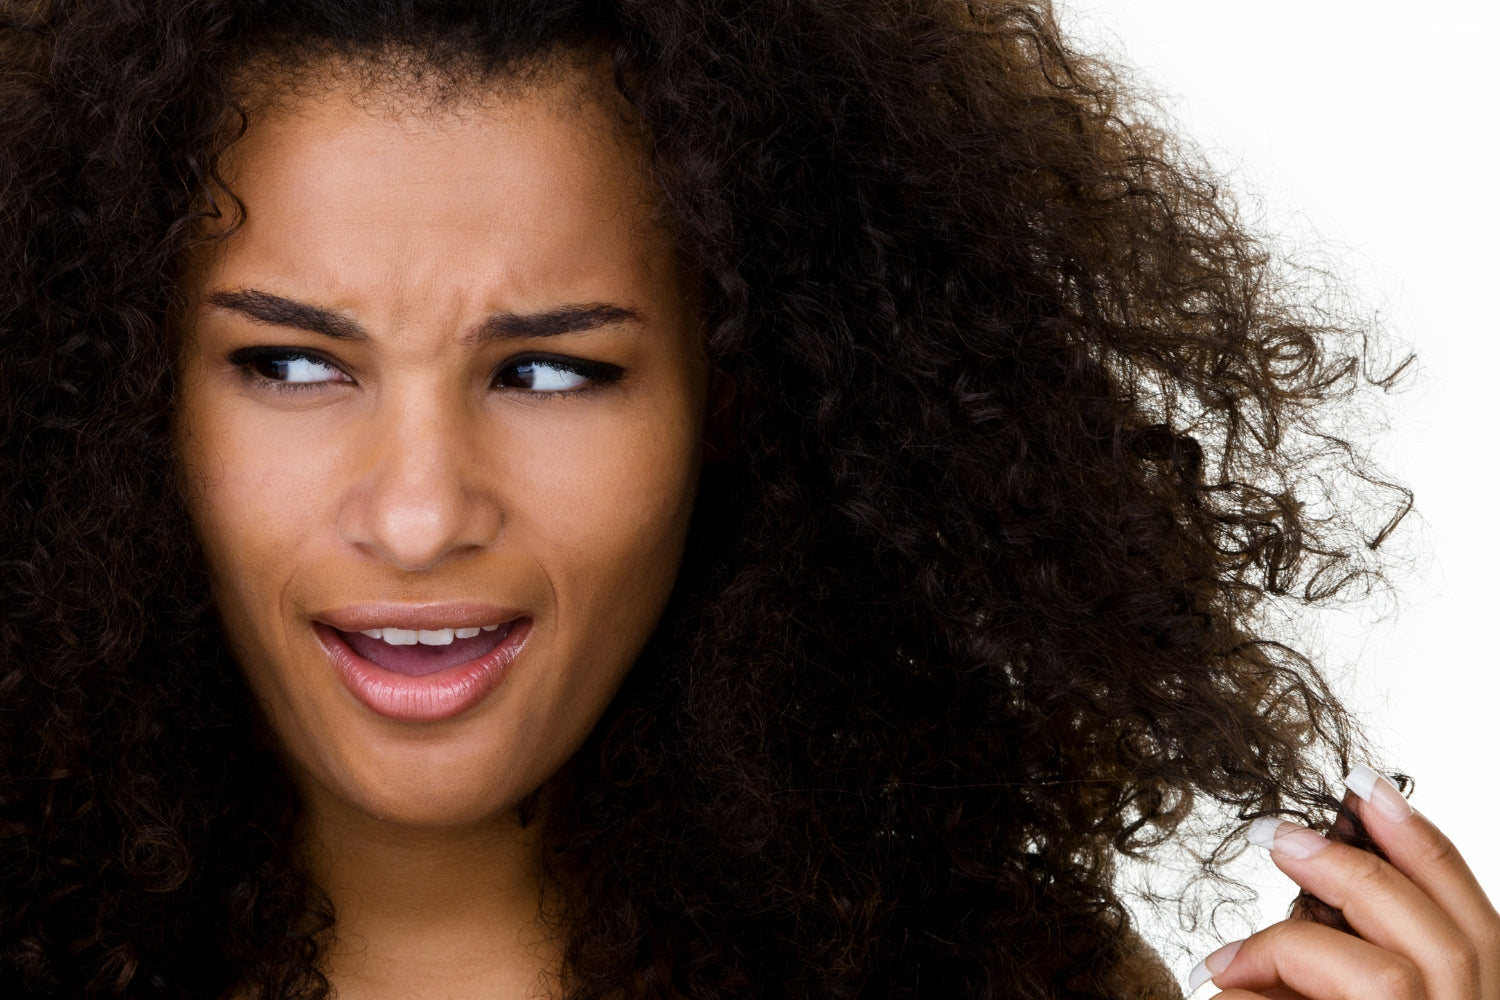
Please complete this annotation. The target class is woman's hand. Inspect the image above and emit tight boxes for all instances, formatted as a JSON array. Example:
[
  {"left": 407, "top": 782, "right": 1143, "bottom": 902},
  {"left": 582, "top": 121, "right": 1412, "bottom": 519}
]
[{"left": 1188, "top": 764, "right": 1500, "bottom": 1000}]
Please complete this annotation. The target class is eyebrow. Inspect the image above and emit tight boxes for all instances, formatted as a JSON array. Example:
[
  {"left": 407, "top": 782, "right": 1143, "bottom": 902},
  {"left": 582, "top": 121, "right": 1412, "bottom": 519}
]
[{"left": 205, "top": 288, "right": 643, "bottom": 342}]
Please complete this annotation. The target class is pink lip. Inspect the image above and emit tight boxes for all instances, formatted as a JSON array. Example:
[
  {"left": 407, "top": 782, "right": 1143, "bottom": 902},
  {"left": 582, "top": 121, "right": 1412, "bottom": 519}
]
[{"left": 314, "top": 615, "right": 532, "bottom": 723}]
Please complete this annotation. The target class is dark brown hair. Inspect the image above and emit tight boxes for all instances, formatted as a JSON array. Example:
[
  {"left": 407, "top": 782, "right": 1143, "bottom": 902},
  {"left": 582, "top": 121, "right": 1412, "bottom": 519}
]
[{"left": 0, "top": 1, "right": 1407, "bottom": 997}]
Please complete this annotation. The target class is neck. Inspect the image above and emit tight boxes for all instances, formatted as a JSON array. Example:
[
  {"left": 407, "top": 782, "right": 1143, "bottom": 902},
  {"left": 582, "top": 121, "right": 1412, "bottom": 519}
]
[{"left": 297, "top": 789, "right": 563, "bottom": 1000}]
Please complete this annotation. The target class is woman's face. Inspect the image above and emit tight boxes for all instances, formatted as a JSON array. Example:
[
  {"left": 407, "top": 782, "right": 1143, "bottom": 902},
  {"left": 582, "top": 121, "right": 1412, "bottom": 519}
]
[{"left": 176, "top": 64, "right": 709, "bottom": 829}]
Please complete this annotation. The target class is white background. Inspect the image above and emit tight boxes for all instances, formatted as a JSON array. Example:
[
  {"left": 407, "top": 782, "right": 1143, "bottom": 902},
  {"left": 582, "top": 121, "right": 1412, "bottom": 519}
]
[{"left": 1055, "top": 0, "right": 1500, "bottom": 985}]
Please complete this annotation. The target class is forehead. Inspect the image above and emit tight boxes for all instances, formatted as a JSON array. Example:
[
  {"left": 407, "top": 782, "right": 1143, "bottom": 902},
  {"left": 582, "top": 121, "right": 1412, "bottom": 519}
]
[{"left": 190, "top": 56, "right": 672, "bottom": 319}]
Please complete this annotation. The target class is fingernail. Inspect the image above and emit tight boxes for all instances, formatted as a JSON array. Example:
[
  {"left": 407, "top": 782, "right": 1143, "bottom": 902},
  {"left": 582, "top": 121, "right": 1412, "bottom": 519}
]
[
  {"left": 1345, "top": 763, "right": 1413, "bottom": 823},
  {"left": 1247, "top": 817, "right": 1329, "bottom": 859},
  {"left": 1186, "top": 938, "right": 1244, "bottom": 993}
]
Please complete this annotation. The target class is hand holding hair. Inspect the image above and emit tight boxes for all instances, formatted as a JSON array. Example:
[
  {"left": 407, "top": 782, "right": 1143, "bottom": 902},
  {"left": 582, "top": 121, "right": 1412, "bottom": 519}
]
[{"left": 1189, "top": 765, "right": 1500, "bottom": 1000}]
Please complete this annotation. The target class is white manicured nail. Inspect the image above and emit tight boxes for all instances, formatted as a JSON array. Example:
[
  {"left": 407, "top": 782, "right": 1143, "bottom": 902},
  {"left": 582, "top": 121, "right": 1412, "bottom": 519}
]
[
  {"left": 1187, "top": 938, "right": 1243, "bottom": 993},
  {"left": 1247, "top": 816, "right": 1281, "bottom": 849},
  {"left": 1248, "top": 817, "right": 1329, "bottom": 859},
  {"left": 1345, "top": 763, "right": 1413, "bottom": 823}
]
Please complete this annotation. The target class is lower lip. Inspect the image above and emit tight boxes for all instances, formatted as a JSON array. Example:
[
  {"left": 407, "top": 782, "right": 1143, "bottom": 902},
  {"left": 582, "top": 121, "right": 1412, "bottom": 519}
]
[{"left": 315, "top": 620, "right": 531, "bottom": 722}]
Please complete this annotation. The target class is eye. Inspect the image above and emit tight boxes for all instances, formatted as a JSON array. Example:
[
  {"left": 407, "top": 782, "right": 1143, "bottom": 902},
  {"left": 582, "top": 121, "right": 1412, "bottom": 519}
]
[
  {"left": 494, "top": 354, "right": 623, "bottom": 394},
  {"left": 228, "top": 347, "right": 351, "bottom": 387}
]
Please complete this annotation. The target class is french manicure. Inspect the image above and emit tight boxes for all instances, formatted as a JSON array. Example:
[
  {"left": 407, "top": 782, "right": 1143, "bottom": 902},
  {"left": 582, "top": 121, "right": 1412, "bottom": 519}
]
[
  {"left": 1247, "top": 817, "right": 1329, "bottom": 859},
  {"left": 1345, "top": 763, "right": 1413, "bottom": 823},
  {"left": 1186, "top": 938, "right": 1244, "bottom": 994}
]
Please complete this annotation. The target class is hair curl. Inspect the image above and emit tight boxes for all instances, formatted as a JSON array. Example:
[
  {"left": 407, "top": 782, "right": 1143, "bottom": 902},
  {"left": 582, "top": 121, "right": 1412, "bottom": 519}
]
[{"left": 0, "top": 1, "right": 1409, "bottom": 997}]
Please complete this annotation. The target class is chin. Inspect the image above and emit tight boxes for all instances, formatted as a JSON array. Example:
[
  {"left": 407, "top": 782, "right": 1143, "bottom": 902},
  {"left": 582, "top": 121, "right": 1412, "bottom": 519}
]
[{"left": 306, "top": 750, "right": 551, "bottom": 832}]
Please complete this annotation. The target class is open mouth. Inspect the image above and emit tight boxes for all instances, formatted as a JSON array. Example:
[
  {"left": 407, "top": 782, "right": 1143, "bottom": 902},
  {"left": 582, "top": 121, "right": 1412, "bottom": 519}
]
[{"left": 335, "top": 622, "right": 515, "bottom": 677}]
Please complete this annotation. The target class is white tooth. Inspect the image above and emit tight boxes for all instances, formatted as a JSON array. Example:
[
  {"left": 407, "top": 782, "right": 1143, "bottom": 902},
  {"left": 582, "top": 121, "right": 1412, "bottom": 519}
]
[
  {"left": 481, "top": 623, "right": 500, "bottom": 632},
  {"left": 361, "top": 629, "right": 383, "bottom": 638},
  {"left": 381, "top": 628, "right": 418, "bottom": 645},
  {"left": 417, "top": 629, "right": 455, "bottom": 645},
  {"left": 455, "top": 627, "right": 480, "bottom": 639}
]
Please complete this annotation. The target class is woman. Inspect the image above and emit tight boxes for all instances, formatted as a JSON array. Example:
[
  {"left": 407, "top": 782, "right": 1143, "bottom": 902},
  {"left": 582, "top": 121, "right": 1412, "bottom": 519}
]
[{"left": 0, "top": 1, "right": 1493, "bottom": 998}]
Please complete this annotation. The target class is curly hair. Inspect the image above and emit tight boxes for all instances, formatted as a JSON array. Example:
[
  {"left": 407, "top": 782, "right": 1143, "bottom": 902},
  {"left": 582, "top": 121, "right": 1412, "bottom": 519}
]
[{"left": 0, "top": 0, "right": 1409, "bottom": 997}]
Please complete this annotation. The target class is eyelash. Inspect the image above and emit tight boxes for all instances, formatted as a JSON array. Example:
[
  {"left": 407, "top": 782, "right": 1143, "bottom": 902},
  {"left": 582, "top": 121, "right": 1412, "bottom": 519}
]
[
  {"left": 225, "top": 347, "right": 625, "bottom": 397},
  {"left": 493, "top": 353, "right": 625, "bottom": 394}
]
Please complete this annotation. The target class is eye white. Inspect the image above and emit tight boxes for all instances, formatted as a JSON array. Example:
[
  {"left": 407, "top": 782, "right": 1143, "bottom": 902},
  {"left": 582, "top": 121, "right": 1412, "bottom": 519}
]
[
  {"left": 277, "top": 356, "right": 342, "bottom": 383},
  {"left": 520, "top": 361, "right": 588, "bottom": 392}
]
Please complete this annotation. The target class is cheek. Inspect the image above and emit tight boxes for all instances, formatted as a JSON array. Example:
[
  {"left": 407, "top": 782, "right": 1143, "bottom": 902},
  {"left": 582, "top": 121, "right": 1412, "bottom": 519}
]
[
  {"left": 176, "top": 396, "right": 321, "bottom": 645},
  {"left": 523, "top": 408, "right": 703, "bottom": 628}
]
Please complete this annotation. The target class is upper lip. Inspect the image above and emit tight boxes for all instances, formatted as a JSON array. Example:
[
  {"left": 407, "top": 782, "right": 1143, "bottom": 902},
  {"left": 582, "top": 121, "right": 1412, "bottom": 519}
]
[{"left": 314, "top": 602, "right": 527, "bottom": 633}]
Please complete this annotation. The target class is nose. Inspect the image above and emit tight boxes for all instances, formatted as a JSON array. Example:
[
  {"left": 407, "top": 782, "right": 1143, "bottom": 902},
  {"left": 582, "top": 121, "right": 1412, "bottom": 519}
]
[{"left": 337, "top": 396, "right": 502, "bottom": 572}]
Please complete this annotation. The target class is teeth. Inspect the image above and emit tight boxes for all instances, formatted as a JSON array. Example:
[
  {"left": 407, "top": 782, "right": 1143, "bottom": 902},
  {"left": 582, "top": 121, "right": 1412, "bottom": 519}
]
[{"left": 356, "top": 624, "right": 504, "bottom": 646}]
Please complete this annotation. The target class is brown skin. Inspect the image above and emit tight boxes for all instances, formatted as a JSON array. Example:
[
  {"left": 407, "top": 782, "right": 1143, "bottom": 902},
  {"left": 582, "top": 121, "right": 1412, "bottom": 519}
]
[
  {"left": 1202, "top": 784, "right": 1500, "bottom": 1000},
  {"left": 175, "top": 64, "right": 710, "bottom": 999},
  {"left": 169, "top": 55, "right": 1500, "bottom": 1000}
]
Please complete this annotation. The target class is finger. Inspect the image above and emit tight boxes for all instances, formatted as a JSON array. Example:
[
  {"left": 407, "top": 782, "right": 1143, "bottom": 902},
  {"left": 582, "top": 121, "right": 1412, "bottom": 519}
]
[
  {"left": 1290, "top": 890, "right": 1354, "bottom": 934},
  {"left": 1344, "top": 763, "right": 1500, "bottom": 987},
  {"left": 1196, "top": 980, "right": 1312, "bottom": 1000},
  {"left": 1194, "top": 919, "right": 1424, "bottom": 1000},
  {"left": 1251, "top": 817, "right": 1482, "bottom": 1000}
]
